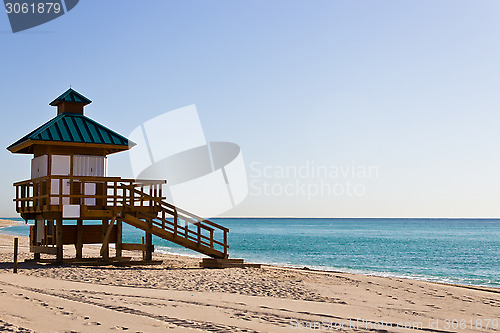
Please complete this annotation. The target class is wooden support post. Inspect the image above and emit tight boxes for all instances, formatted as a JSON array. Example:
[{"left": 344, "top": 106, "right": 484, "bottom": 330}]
[
  {"left": 140, "top": 186, "right": 144, "bottom": 206},
  {"left": 13, "top": 238, "right": 18, "bottom": 273},
  {"left": 15, "top": 186, "right": 19, "bottom": 211},
  {"left": 33, "top": 219, "right": 38, "bottom": 246},
  {"left": 223, "top": 230, "right": 228, "bottom": 259},
  {"left": 100, "top": 216, "right": 116, "bottom": 257},
  {"left": 56, "top": 219, "right": 63, "bottom": 263},
  {"left": 145, "top": 220, "right": 153, "bottom": 261},
  {"left": 58, "top": 179, "right": 63, "bottom": 210},
  {"left": 76, "top": 219, "right": 83, "bottom": 259},
  {"left": 33, "top": 219, "right": 40, "bottom": 260},
  {"left": 48, "top": 220, "right": 54, "bottom": 245},
  {"left": 197, "top": 224, "right": 201, "bottom": 246},
  {"left": 113, "top": 182, "right": 117, "bottom": 207},
  {"left": 33, "top": 182, "right": 37, "bottom": 210},
  {"left": 101, "top": 219, "right": 109, "bottom": 261},
  {"left": 141, "top": 236, "right": 145, "bottom": 261},
  {"left": 173, "top": 214, "right": 177, "bottom": 237},
  {"left": 116, "top": 219, "right": 122, "bottom": 258}
]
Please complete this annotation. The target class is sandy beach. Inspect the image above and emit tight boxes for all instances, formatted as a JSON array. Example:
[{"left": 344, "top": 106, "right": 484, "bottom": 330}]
[{"left": 0, "top": 220, "right": 498, "bottom": 333}]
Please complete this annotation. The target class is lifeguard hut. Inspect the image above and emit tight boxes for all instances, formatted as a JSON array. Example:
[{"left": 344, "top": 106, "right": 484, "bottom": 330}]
[{"left": 7, "top": 89, "right": 231, "bottom": 265}]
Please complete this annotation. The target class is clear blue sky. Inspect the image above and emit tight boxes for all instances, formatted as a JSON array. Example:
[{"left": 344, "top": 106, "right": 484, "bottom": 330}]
[{"left": 1, "top": 0, "right": 500, "bottom": 218}]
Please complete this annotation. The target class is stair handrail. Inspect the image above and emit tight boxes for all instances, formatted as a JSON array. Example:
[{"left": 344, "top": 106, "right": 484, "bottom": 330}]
[{"left": 118, "top": 183, "right": 229, "bottom": 233}]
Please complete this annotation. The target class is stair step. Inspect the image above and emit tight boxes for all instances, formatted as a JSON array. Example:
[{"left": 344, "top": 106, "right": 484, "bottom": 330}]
[
  {"left": 200, "top": 258, "right": 261, "bottom": 269},
  {"left": 201, "top": 258, "right": 244, "bottom": 264}
]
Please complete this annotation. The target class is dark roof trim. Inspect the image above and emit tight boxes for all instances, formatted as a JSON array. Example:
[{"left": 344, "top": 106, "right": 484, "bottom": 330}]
[{"left": 49, "top": 88, "right": 92, "bottom": 106}]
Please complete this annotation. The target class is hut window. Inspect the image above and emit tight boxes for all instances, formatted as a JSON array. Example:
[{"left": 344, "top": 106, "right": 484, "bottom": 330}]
[
  {"left": 31, "top": 154, "right": 48, "bottom": 179},
  {"left": 51, "top": 155, "right": 71, "bottom": 176},
  {"left": 73, "top": 155, "right": 107, "bottom": 177}
]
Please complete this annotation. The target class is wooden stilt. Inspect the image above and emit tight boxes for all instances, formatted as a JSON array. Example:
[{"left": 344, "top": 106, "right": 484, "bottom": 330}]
[
  {"left": 223, "top": 230, "right": 228, "bottom": 259},
  {"left": 141, "top": 236, "right": 145, "bottom": 261},
  {"left": 145, "top": 220, "right": 153, "bottom": 261},
  {"left": 76, "top": 219, "right": 83, "bottom": 259},
  {"left": 56, "top": 219, "right": 63, "bottom": 263},
  {"left": 101, "top": 219, "right": 109, "bottom": 261},
  {"left": 100, "top": 216, "right": 116, "bottom": 257},
  {"left": 48, "top": 220, "right": 54, "bottom": 245},
  {"left": 33, "top": 219, "right": 40, "bottom": 260},
  {"left": 116, "top": 219, "right": 122, "bottom": 258},
  {"left": 33, "top": 219, "right": 38, "bottom": 246}
]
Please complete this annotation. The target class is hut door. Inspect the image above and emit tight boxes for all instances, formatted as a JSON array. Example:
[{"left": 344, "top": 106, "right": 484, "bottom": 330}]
[
  {"left": 70, "top": 181, "right": 81, "bottom": 205},
  {"left": 69, "top": 182, "right": 95, "bottom": 205}
]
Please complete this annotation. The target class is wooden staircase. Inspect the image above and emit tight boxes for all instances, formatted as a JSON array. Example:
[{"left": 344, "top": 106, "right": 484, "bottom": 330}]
[{"left": 117, "top": 184, "right": 229, "bottom": 259}]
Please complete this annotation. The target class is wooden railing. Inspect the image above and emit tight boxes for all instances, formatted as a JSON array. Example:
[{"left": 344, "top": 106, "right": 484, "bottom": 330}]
[
  {"left": 13, "top": 175, "right": 165, "bottom": 213},
  {"left": 119, "top": 184, "right": 229, "bottom": 258}
]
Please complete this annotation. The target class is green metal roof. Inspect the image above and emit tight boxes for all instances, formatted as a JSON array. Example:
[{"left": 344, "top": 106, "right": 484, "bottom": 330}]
[
  {"left": 7, "top": 113, "right": 134, "bottom": 151},
  {"left": 49, "top": 88, "right": 92, "bottom": 106}
]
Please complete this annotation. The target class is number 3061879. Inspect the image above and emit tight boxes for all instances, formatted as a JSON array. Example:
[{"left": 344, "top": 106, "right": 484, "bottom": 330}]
[
  {"left": 444, "top": 319, "right": 498, "bottom": 330},
  {"left": 5, "top": 3, "right": 61, "bottom": 14}
]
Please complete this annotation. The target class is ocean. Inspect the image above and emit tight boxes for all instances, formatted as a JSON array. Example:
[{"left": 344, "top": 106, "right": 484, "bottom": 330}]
[{"left": 1, "top": 218, "right": 499, "bottom": 288}]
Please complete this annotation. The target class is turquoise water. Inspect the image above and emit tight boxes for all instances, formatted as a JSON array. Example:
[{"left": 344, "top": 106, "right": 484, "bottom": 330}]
[{"left": 1, "top": 218, "right": 499, "bottom": 288}]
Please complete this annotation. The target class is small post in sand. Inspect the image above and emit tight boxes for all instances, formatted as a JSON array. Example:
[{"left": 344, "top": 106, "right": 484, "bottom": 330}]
[{"left": 13, "top": 237, "right": 18, "bottom": 273}]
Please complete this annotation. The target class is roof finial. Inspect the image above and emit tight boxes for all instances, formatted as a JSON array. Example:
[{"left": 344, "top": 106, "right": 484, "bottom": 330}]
[{"left": 49, "top": 88, "right": 92, "bottom": 108}]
